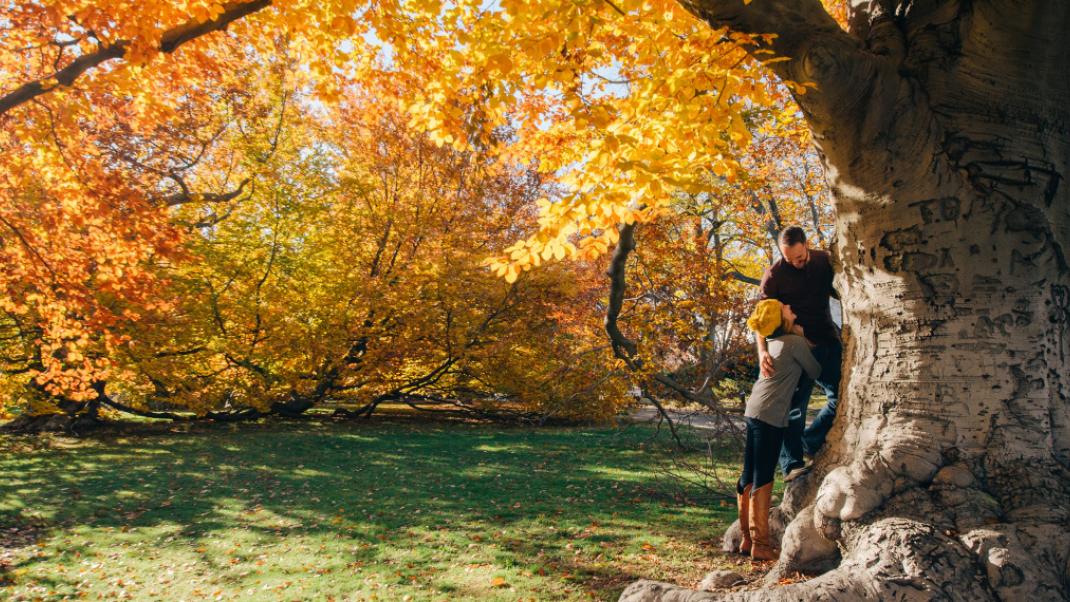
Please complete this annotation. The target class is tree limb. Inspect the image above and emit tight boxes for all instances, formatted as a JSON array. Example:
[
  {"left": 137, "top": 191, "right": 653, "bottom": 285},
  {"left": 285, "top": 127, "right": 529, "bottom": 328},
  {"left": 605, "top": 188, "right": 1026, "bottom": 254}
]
[
  {"left": 726, "top": 270, "right": 761, "bottom": 286},
  {"left": 159, "top": 177, "right": 252, "bottom": 207},
  {"left": 93, "top": 381, "right": 263, "bottom": 422},
  {"left": 678, "top": 0, "right": 855, "bottom": 72},
  {"left": 678, "top": 0, "right": 887, "bottom": 142},
  {"left": 0, "top": 0, "right": 273, "bottom": 116},
  {"left": 0, "top": 215, "right": 59, "bottom": 284},
  {"left": 605, "top": 223, "right": 734, "bottom": 448},
  {"left": 606, "top": 223, "right": 723, "bottom": 407},
  {"left": 606, "top": 223, "right": 640, "bottom": 363}
]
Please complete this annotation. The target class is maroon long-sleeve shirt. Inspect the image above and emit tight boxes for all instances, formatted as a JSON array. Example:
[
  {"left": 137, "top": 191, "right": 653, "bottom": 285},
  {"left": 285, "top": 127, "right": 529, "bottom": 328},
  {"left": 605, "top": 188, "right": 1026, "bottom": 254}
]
[{"left": 758, "top": 249, "right": 840, "bottom": 346}]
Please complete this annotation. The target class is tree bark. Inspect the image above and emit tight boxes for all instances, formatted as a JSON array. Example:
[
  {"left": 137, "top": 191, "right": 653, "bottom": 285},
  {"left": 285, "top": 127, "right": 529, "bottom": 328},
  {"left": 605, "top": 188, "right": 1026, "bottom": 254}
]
[{"left": 624, "top": 1, "right": 1070, "bottom": 599}]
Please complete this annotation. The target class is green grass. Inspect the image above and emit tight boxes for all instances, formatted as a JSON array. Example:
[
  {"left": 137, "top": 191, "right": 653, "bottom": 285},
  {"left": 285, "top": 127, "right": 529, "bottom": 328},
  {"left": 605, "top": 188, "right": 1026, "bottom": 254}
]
[{"left": 0, "top": 419, "right": 759, "bottom": 601}]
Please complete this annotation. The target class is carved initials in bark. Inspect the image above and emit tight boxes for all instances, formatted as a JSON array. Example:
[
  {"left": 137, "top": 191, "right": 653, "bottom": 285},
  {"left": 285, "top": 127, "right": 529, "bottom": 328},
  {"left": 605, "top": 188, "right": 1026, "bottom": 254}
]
[{"left": 620, "top": 1, "right": 1070, "bottom": 600}]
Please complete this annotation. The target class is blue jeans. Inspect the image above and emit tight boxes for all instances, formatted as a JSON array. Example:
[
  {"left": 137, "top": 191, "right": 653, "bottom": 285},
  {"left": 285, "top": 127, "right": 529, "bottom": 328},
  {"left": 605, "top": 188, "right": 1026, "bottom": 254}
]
[{"left": 779, "top": 340, "right": 842, "bottom": 475}]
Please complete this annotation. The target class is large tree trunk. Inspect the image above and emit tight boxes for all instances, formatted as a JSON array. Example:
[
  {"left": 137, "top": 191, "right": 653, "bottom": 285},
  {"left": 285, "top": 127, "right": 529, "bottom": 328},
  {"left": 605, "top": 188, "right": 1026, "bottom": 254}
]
[{"left": 622, "top": 1, "right": 1070, "bottom": 599}]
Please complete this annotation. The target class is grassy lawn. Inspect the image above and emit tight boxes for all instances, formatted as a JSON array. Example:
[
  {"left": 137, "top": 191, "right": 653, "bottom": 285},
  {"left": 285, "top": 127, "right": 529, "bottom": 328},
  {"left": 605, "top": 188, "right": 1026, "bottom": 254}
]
[{"left": 0, "top": 419, "right": 760, "bottom": 601}]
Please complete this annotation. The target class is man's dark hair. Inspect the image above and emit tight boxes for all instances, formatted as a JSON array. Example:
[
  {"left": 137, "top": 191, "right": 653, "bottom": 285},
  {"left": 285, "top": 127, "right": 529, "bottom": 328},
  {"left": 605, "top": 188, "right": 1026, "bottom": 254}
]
[{"left": 778, "top": 225, "right": 807, "bottom": 247}]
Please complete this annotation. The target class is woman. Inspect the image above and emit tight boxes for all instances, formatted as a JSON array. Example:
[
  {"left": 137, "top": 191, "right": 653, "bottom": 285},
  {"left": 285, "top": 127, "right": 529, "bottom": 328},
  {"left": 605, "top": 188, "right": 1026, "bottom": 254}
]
[{"left": 737, "top": 299, "right": 820, "bottom": 561}]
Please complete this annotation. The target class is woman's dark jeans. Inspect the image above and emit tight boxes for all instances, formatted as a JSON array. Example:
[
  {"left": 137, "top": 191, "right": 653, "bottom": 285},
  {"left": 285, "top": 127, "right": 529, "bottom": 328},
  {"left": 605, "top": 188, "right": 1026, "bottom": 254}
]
[{"left": 740, "top": 417, "right": 786, "bottom": 491}]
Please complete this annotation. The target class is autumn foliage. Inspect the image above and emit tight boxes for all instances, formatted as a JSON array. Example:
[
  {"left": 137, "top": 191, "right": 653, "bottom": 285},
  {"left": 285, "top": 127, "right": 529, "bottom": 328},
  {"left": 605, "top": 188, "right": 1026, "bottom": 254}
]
[{"left": 1, "top": 1, "right": 831, "bottom": 423}]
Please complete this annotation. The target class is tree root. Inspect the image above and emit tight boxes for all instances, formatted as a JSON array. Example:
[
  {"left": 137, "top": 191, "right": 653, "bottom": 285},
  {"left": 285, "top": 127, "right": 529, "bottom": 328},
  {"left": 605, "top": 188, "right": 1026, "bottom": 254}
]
[
  {"left": 698, "top": 427, "right": 1070, "bottom": 600},
  {"left": 628, "top": 496, "right": 1070, "bottom": 601}
]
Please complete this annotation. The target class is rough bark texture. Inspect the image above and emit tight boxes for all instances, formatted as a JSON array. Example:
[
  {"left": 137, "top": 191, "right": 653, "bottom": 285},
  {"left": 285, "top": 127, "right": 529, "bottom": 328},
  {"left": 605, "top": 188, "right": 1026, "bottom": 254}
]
[{"left": 624, "top": 1, "right": 1070, "bottom": 600}]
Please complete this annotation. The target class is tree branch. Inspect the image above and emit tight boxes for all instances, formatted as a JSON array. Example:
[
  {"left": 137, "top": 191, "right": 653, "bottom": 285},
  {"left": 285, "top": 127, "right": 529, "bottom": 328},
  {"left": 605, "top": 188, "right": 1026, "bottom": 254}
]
[
  {"left": 0, "top": 215, "right": 59, "bottom": 284},
  {"left": 678, "top": 0, "right": 854, "bottom": 72},
  {"left": 0, "top": 0, "right": 273, "bottom": 116},
  {"left": 678, "top": 0, "right": 888, "bottom": 143},
  {"left": 604, "top": 224, "right": 728, "bottom": 448},
  {"left": 160, "top": 177, "right": 252, "bottom": 207},
  {"left": 726, "top": 270, "right": 761, "bottom": 286},
  {"left": 606, "top": 223, "right": 640, "bottom": 362},
  {"left": 93, "top": 381, "right": 263, "bottom": 422}
]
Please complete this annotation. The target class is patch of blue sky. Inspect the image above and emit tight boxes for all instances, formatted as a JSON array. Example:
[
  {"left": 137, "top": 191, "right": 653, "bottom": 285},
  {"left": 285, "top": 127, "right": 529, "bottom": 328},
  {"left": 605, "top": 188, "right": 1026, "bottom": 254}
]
[
  {"left": 583, "top": 61, "right": 631, "bottom": 99},
  {"left": 354, "top": 28, "right": 396, "bottom": 69}
]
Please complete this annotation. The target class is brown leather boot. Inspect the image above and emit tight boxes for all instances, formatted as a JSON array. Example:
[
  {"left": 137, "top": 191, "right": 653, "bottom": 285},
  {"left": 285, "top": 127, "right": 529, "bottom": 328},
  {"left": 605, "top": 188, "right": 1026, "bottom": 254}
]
[
  {"left": 748, "top": 482, "right": 778, "bottom": 561},
  {"left": 736, "top": 483, "right": 752, "bottom": 555}
]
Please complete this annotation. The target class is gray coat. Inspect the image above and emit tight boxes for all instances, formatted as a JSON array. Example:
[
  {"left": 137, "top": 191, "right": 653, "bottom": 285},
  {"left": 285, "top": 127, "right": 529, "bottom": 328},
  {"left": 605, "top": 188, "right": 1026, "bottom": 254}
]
[{"left": 745, "top": 334, "right": 821, "bottom": 428}]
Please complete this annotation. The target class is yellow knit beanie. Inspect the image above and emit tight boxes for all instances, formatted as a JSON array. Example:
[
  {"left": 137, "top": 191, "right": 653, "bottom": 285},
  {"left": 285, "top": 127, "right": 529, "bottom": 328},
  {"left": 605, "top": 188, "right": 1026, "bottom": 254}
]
[{"left": 746, "top": 299, "right": 783, "bottom": 338}]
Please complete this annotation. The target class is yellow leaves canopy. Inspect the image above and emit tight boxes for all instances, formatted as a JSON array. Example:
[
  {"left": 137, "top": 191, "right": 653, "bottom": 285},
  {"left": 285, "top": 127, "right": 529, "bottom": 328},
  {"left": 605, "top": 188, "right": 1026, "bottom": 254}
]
[{"left": 0, "top": 0, "right": 833, "bottom": 414}]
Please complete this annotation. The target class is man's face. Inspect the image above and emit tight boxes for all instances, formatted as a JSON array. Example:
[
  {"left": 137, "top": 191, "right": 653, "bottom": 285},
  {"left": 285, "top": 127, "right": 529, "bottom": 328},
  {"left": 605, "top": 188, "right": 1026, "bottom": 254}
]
[{"left": 780, "top": 242, "right": 809, "bottom": 269}]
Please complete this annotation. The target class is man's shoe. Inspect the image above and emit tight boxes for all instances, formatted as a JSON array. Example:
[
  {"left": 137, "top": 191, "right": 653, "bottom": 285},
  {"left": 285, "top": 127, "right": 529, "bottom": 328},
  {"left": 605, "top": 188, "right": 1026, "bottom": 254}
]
[{"left": 784, "top": 464, "right": 810, "bottom": 482}]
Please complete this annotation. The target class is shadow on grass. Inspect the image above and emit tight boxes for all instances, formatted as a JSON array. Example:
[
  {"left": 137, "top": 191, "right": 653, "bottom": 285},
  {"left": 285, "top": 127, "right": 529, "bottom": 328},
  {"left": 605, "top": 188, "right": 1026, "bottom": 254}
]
[{"left": 1, "top": 420, "right": 740, "bottom": 599}]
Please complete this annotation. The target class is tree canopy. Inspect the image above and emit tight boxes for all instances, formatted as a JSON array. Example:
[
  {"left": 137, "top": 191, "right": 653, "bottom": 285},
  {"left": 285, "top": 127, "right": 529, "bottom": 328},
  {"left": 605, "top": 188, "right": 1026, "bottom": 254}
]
[{"left": 1, "top": 0, "right": 833, "bottom": 420}]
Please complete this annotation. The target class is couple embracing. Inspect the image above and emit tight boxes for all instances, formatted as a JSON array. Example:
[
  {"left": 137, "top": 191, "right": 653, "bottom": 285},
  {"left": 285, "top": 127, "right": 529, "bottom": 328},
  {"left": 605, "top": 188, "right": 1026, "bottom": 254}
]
[{"left": 735, "top": 226, "right": 843, "bottom": 562}]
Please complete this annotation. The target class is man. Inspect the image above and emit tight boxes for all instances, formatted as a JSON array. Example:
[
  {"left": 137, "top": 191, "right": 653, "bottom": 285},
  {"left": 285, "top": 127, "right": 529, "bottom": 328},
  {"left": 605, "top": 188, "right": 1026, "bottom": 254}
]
[{"left": 757, "top": 226, "right": 842, "bottom": 482}]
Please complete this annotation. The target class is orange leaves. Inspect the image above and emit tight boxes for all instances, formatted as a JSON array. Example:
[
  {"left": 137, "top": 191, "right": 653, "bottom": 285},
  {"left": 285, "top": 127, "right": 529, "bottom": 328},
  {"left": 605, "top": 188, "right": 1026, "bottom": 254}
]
[
  {"left": 0, "top": 4, "right": 294, "bottom": 408},
  {"left": 0, "top": 0, "right": 832, "bottom": 419},
  {"left": 0, "top": 121, "right": 185, "bottom": 402}
]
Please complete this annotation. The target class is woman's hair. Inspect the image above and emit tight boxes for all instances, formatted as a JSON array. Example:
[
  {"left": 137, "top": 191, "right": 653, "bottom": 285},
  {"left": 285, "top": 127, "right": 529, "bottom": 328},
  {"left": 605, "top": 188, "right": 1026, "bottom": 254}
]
[{"left": 767, "top": 325, "right": 789, "bottom": 339}]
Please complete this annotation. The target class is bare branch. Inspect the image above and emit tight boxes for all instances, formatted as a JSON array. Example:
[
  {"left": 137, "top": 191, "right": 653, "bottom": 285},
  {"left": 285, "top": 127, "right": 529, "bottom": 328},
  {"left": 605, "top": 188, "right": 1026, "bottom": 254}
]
[
  {"left": 601, "top": 0, "right": 627, "bottom": 17},
  {"left": 0, "top": 0, "right": 273, "bottom": 116},
  {"left": 0, "top": 215, "right": 59, "bottom": 284},
  {"left": 606, "top": 223, "right": 640, "bottom": 362},
  {"left": 160, "top": 177, "right": 252, "bottom": 207},
  {"left": 726, "top": 270, "right": 761, "bottom": 286},
  {"left": 605, "top": 223, "right": 722, "bottom": 421}
]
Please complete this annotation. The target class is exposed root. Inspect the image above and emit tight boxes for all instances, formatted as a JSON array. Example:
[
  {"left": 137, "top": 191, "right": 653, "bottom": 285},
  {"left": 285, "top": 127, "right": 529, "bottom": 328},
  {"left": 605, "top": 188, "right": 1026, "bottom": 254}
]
[
  {"left": 627, "top": 509, "right": 1070, "bottom": 601},
  {"left": 766, "top": 504, "right": 839, "bottom": 580}
]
